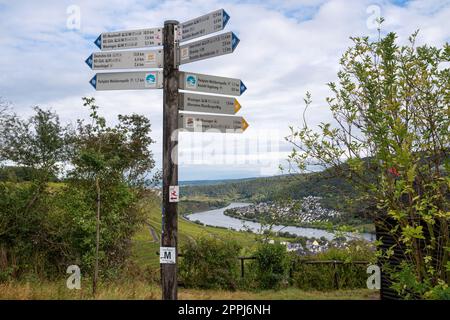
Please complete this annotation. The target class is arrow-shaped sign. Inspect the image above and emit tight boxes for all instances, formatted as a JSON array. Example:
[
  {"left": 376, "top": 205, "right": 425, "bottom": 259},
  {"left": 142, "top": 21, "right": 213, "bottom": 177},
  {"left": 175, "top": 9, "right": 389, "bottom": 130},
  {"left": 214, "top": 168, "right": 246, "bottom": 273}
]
[
  {"left": 179, "top": 113, "right": 249, "bottom": 133},
  {"left": 179, "top": 72, "right": 246, "bottom": 96},
  {"left": 180, "top": 9, "right": 230, "bottom": 42},
  {"left": 89, "top": 71, "right": 163, "bottom": 91},
  {"left": 179, "top": 93, "right": 241, "bottom": 115},
  {"left": 85, "top": 49, "right": 163, "bottom": 70},
  {"left": 179, "top": 32, "right": 239, "bottom": 65},
  {"left": 94, "top": 27, "right": 163, "bottom": 51}
]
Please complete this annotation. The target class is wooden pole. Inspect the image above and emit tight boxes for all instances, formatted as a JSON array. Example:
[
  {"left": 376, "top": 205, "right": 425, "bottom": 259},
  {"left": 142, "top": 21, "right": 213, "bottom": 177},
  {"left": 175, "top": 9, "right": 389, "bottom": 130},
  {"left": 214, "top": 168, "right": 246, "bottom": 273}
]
[{"left": 161, "top": 19, "right": 179, "bottom": 300}]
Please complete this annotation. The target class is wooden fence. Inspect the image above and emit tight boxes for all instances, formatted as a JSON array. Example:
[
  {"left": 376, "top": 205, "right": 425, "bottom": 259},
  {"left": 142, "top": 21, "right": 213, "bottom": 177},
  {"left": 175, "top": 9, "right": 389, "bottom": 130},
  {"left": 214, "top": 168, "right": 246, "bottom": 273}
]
[{"left": 157, "top": 252, "right": 369, "bottom": 289}]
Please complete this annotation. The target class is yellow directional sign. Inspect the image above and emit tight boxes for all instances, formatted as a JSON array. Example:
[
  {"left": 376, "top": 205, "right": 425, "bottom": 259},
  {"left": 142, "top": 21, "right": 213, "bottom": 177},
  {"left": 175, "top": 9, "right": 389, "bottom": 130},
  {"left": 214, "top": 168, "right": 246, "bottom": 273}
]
[{"left": 179, "top": 93, "right": 241, "bottom": 115}]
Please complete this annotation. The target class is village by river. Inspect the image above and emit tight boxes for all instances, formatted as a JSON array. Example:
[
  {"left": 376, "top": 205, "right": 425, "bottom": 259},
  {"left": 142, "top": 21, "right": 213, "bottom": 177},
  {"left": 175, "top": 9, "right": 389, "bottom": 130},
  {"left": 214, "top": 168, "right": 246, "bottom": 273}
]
[{"left": 186, "top": 202, "right": 376, "bottom": 242}]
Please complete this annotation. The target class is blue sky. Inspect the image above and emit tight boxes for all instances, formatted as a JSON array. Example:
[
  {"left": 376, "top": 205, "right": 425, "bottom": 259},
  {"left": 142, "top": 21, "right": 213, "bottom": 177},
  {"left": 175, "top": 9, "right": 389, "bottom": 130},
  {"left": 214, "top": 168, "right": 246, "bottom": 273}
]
[{"left": 0, "top": 0, "right": 449, "bottom": 181}]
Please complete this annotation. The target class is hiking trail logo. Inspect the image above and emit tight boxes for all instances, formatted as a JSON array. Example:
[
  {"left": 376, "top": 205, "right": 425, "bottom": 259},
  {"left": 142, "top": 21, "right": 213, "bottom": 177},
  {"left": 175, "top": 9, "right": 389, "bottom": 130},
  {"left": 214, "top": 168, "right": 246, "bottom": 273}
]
[
  {"left": 145, "top": 72, "right": 157, "bottom": 88},
  {"left": 186, "top": 74, "right": 197, "bottom": 89}
]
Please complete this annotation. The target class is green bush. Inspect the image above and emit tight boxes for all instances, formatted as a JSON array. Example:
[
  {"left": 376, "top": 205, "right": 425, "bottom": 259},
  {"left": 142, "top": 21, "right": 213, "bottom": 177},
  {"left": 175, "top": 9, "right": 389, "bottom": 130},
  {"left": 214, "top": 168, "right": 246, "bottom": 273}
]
[
  {"left": 292, "top": 241, "right": 375, "bottom": 290},
  {"left": 0, "top": 181, "right": 143, "bottom": 280},
  {"left": 179, "top": 236, "right": 241, "bottom": 290},
  {"left": 251, "top": 242, "right": 290, "bottom": 290}
]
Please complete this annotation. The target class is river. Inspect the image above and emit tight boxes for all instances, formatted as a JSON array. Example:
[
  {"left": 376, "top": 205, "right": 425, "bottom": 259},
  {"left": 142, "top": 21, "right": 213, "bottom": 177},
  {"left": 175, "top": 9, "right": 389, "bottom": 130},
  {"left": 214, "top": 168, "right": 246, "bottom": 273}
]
[{"left": 186, "top": 202, "right": 376, "bottom": 241}]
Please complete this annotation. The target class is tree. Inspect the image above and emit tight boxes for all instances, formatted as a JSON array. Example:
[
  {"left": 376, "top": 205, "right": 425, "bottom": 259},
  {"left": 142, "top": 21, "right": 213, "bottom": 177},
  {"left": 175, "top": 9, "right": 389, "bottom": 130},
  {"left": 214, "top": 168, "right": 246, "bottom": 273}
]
[
  {"left": 70, "top": 97, "right": 155, "bottom": 294},
  {"left": 0, "top": 106, "right": 69, "bottom": 182},
  {"left": 287, "top": 26, "right": 449, "bottom": 299},
  {"left": 0, "top": 106, "right": 71, "bottom": 278}
]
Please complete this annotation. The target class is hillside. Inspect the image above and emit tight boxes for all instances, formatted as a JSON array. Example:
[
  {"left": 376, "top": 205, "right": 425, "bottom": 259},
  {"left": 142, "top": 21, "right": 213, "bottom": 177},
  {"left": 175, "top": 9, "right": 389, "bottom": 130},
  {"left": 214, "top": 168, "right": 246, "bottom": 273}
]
[
  {"left": 180, "top": 170, "right": 373, "bottom": 227},
  {"left": 132, "top": 192, "right": 270, "bottom": 270}
]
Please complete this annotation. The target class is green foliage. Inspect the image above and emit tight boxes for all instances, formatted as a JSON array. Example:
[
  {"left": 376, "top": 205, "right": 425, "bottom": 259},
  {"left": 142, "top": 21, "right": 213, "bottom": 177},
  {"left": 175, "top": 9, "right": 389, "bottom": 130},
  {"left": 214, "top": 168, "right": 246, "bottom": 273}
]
[
  {"left": 0, "top": 98, "right": 155, "bottom": 282},
  {"left": 179, "top": 236, "right": 241, "bottom": 290},
  {"left": 0, "top": 166, "right": 57, "bottom": 182},
  {"left": 287, "top": 27, "right": 450, "bottom": 299},
  {"left": 251, "top": 242, "right": 290, "bottom": 290},
  {"left": 292, "top": 241, "right": 375, "bottom": 291},
  {"left": 179, "top": 199, "right": 230, "bottom": 216},
  {"left": 0, "top": 107, "right": 69, "bottom": 182}
]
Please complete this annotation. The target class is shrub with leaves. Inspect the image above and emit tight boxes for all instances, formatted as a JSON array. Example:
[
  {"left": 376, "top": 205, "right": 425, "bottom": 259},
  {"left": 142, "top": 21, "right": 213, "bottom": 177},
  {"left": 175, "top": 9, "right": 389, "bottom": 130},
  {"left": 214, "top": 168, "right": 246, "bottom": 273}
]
[
  {"left": 179, "top": 236, "right": 241, "bottom": 290},
  {"left": 287, "top": 24, "right": 449, "bottom": 298},
  {"left": 251, "top": 242, "right": 291, "bottom": 290}
]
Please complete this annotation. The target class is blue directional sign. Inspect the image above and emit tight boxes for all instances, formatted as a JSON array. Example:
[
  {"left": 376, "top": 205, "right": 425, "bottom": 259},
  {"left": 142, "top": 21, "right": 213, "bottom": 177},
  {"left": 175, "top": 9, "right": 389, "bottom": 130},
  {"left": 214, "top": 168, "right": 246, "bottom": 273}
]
[
  {"left": 89, "top": 71, "right": 163, "bottom": 91},
  {"left": 179, "top": 32, "right": 240, "bottom": 65},
  {"left": 85, "top": 50, "right": 163, "bottom": 70},
  {"left": 179, "top": 72, "right": 246, "bottom": 96},
  {"left": 94, "top": 27, "right": 163, "bottom": 51},
  {"left": 180, "top": 9, "right": 231, "bottom": 42}
]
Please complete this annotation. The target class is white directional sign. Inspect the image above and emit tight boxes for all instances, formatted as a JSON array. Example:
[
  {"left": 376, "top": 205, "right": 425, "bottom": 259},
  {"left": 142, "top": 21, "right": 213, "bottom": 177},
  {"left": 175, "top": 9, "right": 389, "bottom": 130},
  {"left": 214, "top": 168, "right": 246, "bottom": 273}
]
[
  {"left": 179, "top": 93, "right": 241, "bottom": 115},
  {"left": 179, "top": 113, "right": 249, "bottom": 133},
  {"left": 180, "top": 9, "right": 230, "bottom": 42},
  {"left": 179, "top": 72, "right": 246, "bottom": 96},
  {"left": 179, "top": 32, "right": 239, "bottom": 65},
  {"left": 85, "top": 49, "right": 163, "bottom": 70},
  {"left": 89, "top": 71, "right": 163, "bottom": 91},
  {"left": 95, "top": 27, "right": 163, "bottom": 51}
]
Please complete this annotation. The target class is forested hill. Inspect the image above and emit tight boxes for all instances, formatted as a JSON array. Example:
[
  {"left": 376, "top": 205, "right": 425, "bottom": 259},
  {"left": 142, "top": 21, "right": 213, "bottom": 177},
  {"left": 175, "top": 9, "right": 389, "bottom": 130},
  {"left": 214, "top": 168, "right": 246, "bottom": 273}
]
[{"left": 180, "top": 170, "right": 361, "bottom": 213}]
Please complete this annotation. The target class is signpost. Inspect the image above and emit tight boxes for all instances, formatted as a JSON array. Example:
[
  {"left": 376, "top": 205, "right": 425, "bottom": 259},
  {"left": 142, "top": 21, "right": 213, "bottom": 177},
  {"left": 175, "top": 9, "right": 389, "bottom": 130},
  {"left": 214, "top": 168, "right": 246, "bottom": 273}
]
[
  {"left": 179, "top": 113, "right": 249, "bottom": 133},
  {"left": 161, "top": 20, "right": 179, "bottom": 301},
  {"left": 179, "top": 72, "right": 246, "bottom": 96},
  {"left": 94, "top": 27, "right": 163, "bottom": 51},
  {"left": 85, "top": 50, "right": 163, "bottom": 70},
  {"left": 179, "top": 9, "right": 230, "bottom": 42},
  {"left": 86, "top": 9, "right": 247, "bottom": 301},
  {"left": 89, "top": 71, "right": 163, "bottom": 90},
  {"left": 178, "top": 31, "right": 239, "bottom": 65},
  {"left": 179, "top": 92, "right": 241, "bottom": 115}
]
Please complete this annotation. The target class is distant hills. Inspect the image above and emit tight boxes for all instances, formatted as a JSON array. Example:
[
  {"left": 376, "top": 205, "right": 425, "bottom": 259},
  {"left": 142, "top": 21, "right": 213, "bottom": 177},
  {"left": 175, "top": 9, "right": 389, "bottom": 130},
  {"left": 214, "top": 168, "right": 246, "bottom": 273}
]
[{"left": 179, "top": 177, "right": 260, "bottom": 187}]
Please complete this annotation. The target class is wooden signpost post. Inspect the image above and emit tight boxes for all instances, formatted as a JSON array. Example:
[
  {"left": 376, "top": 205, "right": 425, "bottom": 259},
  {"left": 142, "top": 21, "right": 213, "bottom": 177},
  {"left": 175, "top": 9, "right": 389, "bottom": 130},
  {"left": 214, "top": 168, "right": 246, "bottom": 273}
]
[{"left": 86, "top": 9, "right": 248, "bottom": 300}]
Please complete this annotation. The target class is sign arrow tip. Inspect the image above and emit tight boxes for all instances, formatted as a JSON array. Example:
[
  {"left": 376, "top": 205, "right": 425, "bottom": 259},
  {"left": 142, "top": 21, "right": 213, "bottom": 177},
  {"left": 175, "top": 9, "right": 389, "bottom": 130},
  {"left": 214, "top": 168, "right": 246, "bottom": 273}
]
[
  {"left": 234, "top": 99, "right": 241, "bottom": 114},
  {"left": 222, "top": 9, "right": 230, "bottom": 29},
  {"left": 242, "top": 118, "right": 249, "bottom": 132},
  {"left": 240, "top": 81, "right": 247, "bottom": 95},
  {"left": 231, "top": 33, "right": 240, "bottom": 51},
  {"left": 85, "top": 54, "right": 93, "bottom": 69},
  {"left": 94, "top": 35, "right": 102, "bottom": 49},
  {"left": 89, "top": 75, "right": 97, "bottom": 89}
]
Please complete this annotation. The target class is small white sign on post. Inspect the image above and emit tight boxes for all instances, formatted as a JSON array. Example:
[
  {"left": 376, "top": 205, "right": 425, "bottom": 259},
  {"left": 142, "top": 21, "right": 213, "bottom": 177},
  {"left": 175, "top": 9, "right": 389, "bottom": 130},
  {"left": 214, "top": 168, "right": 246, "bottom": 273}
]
[
  {"left": 160, "top": 247, "right": 176, "bottom": 264},
  {"left": 169, "top": 185, "right": 179, "bottom": 202}
]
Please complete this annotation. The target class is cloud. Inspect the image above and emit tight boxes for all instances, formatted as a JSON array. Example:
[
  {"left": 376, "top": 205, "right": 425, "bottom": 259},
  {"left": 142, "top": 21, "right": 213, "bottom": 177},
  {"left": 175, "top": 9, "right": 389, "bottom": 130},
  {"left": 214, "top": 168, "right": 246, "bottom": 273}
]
[{"left": 0, "top": 0, "right": 449, "bottom": 180}]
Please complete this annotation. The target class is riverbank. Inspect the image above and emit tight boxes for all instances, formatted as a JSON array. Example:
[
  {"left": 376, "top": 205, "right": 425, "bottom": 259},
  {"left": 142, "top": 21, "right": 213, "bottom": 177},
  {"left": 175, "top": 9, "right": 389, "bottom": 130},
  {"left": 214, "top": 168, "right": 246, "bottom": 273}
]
[
  {"left": 223, "top": 209, "right": 376, "bottom": 234},
  {"left": 186, "top": 203, "right": 376, "bottom": 241}
]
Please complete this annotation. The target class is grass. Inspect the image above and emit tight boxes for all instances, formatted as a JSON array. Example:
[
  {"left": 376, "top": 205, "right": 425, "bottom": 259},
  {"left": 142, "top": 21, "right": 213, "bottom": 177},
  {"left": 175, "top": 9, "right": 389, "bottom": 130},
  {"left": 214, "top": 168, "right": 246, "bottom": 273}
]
[
  {"left": 131, "top": 194, "right": 280, "bottom": 270},
  {"left": 0, "top": 281, "right": 379, "bottom": 300}
]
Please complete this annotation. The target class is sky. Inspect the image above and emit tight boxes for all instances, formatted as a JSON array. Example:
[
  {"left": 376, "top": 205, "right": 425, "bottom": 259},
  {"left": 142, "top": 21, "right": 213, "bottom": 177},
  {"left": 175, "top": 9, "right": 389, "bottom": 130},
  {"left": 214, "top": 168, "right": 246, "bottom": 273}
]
[{"left": 0, "top": 0, "right": 449, "bottom": 181}]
